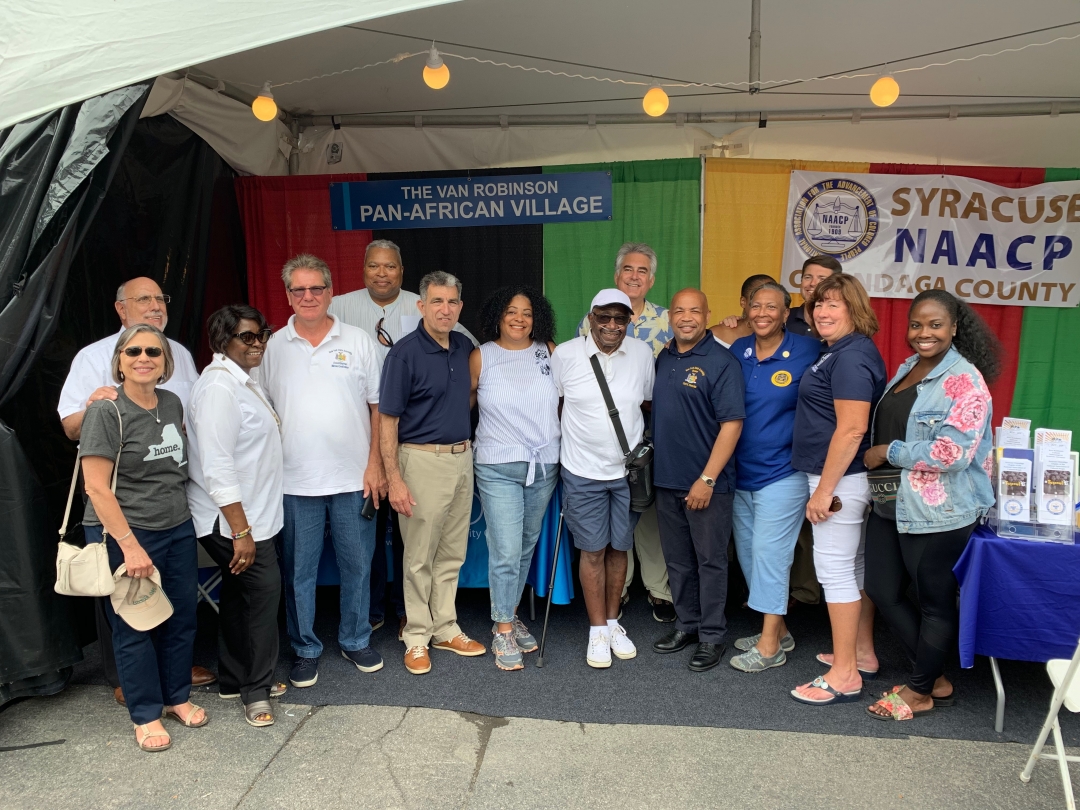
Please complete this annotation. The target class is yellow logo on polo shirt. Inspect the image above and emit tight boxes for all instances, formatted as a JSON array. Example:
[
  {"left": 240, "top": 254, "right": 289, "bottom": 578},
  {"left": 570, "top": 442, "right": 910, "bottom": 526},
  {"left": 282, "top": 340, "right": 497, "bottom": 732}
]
[
  {"left": 771, "top": 370, "right": 792, "bottom": 387},
  {"left": 683, "top": 366, "right": 705, "bottom": 388}
]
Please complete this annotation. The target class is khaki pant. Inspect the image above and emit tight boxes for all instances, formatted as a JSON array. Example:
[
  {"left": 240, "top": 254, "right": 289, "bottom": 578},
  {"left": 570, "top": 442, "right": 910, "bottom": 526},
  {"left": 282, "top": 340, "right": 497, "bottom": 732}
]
[
  {"left": 622, "top": 502, "right": 672, "bottom": 601},
  {"left": 789, "top": 519, "right": 821, "bottom": 605},
  {"left": 397, "top": 446, "right": 474, "bottom": 648}
]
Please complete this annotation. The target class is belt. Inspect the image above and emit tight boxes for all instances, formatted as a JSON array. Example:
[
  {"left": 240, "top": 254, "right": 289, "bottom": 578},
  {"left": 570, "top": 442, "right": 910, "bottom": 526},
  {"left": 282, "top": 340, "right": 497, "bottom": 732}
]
[{"left": 402, "top": 440, "right": 471, "bottom": 455}]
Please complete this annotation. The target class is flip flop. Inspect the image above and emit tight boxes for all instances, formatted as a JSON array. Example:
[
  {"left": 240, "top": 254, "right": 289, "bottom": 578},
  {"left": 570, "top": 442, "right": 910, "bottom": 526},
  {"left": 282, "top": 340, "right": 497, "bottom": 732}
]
[
  {"left": 882, "top": 686, "right": 954, "bottom": 707},
  {"left": 815, "top": 652, "right": 878, "bottom": 680},
  {"left": 868, "top": 691, "right": 934, "bottom": 721},
  {"left": 164, "top": 702, "right": 209, "bottom": 728},
  {"left": 790, "top": 675, "right": 864, "bottom": 705},
  {"left": 134, "top": 723, "right": 172, "bottom": 752}
]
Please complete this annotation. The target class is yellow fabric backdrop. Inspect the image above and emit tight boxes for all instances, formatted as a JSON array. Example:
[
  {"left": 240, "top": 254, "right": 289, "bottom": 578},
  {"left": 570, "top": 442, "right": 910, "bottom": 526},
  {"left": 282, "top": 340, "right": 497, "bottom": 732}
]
[{"left": 701, "top": 159, "right": 870, "bottom": 320}]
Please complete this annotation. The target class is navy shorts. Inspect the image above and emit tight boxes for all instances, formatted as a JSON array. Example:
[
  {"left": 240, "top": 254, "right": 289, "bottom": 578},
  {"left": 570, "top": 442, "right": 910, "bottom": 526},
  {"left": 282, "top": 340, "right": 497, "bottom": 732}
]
[{"left": 561, "top": 468, "right": 634, "bottom": 553}]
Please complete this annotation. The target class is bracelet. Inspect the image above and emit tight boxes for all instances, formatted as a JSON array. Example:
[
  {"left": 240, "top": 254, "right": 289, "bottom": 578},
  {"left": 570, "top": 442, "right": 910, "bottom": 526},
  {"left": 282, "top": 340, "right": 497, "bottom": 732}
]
[
  {"left": 115, "top": 530, "right": 132, "bottom": 542},
  {"left": 231, "top": 526, "right": 252, "bottom": 540}
]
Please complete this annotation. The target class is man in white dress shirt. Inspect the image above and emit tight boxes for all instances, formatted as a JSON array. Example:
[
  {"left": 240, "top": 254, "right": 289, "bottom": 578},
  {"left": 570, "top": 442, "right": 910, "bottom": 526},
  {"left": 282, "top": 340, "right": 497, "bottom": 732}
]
[
  {"left": 551, "top": 289, "right": 655, "bottom": 669},
  {"left": 328, "top": 240, "right": 476, "bottom": 642},
  {"left": 56, "top": 275, "right": 212, "bottom": 703}
]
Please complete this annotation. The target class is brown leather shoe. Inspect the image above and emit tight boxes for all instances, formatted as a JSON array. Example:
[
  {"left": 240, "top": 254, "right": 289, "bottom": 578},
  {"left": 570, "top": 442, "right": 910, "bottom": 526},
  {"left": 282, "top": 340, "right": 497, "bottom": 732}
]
[
  {"left": 191, "top": 666, "right": 217, "bottom": 686},
  {"left": 114, "top": 687, "right": 126, "bottom": 706},
  {"left": 404, "top": 646, "right": 431, "bottom": 675},
  {"left": 398, "top": 615, "right": 407, "bottom": 642},
  {"left": 431, "top": 633, "right": 486, "bottom": 657}
]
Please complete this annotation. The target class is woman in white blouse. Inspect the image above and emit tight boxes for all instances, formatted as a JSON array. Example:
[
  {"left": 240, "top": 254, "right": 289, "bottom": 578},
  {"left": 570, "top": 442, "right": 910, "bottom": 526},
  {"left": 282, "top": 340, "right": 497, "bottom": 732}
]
[{"left": 186, "top": 305, "right": 285, "bottom": 727}]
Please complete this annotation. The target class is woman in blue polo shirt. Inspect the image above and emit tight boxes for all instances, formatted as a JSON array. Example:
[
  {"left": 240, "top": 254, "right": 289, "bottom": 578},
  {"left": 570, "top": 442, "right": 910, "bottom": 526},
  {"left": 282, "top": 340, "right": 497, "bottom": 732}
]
[
  {"left": 728, "top": 282, "right": 821, "bottom": 673},
  {"left": 789, "top": 273, "right": 886, "bottom": 706}
]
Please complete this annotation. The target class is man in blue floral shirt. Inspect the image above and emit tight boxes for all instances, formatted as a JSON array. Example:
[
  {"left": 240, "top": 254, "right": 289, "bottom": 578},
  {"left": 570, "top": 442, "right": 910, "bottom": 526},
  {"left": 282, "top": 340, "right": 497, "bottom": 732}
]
[{"left": 577, "top": 242, "right": 676, "bottom": 621}]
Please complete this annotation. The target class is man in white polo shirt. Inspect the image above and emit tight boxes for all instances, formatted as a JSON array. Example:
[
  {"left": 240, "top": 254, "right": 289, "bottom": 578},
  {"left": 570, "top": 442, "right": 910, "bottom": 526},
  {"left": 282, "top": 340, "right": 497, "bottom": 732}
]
[
  {"left": 259, "top": 253, "right": 385, "bottom": 689},
  {"left": 56, "top": 275, "right": 210, "bottom": 705},
  {"left": 329, "top": 239, "right": 476, "bottom": 643},
  {"left": 551, "top": 288, "right": 655, "bottom": 669}
]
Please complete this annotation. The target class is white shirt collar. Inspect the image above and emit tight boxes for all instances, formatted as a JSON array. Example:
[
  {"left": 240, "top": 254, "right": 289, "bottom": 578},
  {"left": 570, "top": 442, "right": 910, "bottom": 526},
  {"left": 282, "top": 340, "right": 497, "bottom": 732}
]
[
  {"left": 210, "top": 353, "right": 252, "bottom": 385},
  {"left": 584, "top": 330, "right": 627, "bottom": 359},
  {"left": 283, "top": 314, "right": 340, "bottom": 344}
]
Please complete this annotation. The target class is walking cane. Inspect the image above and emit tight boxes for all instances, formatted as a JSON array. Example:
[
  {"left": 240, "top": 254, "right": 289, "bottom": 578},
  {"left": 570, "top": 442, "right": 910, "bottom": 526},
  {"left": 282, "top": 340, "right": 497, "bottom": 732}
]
[{"left": 536, "top": 509, "right": 565, "bottom": 668}]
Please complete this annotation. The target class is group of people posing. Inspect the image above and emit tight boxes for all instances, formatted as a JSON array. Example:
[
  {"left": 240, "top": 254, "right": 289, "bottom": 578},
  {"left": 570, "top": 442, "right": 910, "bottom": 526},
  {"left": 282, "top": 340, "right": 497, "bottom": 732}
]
[{"left": 58, "top": 239, "right": 1001, "bottom": 752}]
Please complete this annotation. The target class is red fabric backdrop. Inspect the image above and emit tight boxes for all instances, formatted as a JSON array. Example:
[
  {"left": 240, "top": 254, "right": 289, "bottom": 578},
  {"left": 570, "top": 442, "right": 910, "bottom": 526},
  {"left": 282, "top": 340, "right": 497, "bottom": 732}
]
[
  {"left": 865, "top": 163, "right": 1047, "bottom": 424},
  {"left": 234, "top": 174, "right": 371, "bottom": 329}
]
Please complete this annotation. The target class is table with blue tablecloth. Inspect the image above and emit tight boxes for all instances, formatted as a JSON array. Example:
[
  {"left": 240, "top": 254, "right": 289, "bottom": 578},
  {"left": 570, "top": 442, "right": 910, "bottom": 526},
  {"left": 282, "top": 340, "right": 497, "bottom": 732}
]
[
  {"left": 315, "top": 482, "right": 575, "bottom": 606},
  {"left": 953, "top": 524, "right": 1080, "bottom": 731}
]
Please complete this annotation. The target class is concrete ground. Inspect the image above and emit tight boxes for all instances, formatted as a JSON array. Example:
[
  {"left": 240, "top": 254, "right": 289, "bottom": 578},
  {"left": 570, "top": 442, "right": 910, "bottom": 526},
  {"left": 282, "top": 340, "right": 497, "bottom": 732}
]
[{"left": 1, "top": 684, "right": 1076, "bottom": 810}]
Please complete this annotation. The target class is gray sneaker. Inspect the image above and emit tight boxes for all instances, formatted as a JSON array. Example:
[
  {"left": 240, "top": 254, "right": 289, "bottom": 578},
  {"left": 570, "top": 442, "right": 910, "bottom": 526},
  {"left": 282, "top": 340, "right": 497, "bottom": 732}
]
[
  {"left": 490, "top": 619, "right": 539, "bottom": 653},
  {"left": 734, "top": 632, "right": 795, "bottom": 652},
  {"left": 730, "top": 646, "right": 788, "bottom": 673},
  {"left": 491, "top": 631, "right": 524, "bottom": 671}
]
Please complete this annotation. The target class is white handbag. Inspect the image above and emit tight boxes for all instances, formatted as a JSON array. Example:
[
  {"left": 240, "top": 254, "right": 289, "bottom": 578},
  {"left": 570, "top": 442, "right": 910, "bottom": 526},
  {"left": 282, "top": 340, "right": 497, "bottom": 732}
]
[{"left": 54, "top": 401, "right": 123, "bottom": 598}]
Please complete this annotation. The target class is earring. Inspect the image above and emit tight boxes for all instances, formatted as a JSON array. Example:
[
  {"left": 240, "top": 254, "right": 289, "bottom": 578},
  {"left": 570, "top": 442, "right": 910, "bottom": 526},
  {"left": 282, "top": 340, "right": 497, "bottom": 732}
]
[{"left": 118, "top": 371, "right": 125, "bottom": 381}]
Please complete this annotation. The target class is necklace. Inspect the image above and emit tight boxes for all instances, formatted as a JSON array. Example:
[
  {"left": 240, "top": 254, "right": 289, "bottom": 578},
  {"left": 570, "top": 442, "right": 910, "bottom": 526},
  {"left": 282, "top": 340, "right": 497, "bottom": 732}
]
[{"left": 135, "top": 398, "right": 160, "bottom": 423}]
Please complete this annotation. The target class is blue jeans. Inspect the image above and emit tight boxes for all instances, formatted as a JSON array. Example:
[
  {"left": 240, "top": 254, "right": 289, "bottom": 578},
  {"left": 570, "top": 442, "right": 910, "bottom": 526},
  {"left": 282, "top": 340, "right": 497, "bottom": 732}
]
[
  {"left": 281, "top": 492, "right": 375, "bottom": 657},
  {"left": 104, "top": 519, "right": 197, "bottom": 725},
  {"left": 732, "top": 472, "right": 809, "bottom": 616},
  {"left": 475, "top": 462, "right": 559, "bottom": 623}
]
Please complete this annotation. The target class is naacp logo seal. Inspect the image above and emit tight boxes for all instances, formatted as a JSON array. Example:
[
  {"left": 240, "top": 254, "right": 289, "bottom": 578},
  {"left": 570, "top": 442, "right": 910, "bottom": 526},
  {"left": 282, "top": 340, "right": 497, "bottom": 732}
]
[
  {"left": 792, "top": 178, "right": 878, "bottom": 260},
  {"left": 771, "top": 370, "right": 792, "bottom": 388}
]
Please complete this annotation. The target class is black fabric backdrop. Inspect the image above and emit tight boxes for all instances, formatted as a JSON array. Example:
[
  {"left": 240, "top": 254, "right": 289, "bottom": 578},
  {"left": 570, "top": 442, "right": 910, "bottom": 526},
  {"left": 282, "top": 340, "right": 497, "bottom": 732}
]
[
  {"left": 369, "top": 167, "right": 545, "bottom": 341},
  {"left": 0, "top": 112, "right": 247, "bottom": 699}
]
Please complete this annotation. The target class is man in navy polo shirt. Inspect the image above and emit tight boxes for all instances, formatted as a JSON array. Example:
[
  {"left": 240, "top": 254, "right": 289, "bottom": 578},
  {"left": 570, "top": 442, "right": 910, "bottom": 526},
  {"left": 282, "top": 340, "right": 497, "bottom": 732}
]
[
  {"left": 651, "top": 289, "right": 744, "bottom": 672},
  {"left": 379, "top": 271, "right": 486, "bottom": 675}
]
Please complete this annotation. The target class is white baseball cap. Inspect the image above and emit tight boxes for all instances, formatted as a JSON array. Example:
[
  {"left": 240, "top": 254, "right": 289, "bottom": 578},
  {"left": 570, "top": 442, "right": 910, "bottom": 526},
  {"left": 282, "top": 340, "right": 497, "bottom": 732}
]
[
  {"left": 111, "top": 565, "right": 174, "bottom": 631},
  {"left": 590, "top": 288, "right": 633, "bottom": 312}
]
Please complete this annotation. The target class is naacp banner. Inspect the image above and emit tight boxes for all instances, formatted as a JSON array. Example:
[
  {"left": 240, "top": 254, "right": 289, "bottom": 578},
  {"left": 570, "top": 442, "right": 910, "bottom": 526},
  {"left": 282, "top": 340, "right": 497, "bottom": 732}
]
[
  {"left": 781, "top": 171, "right": 1080, "bottom": 307},
  {"left": 329, "top": 171, "right": 612, "bottom": 231}
]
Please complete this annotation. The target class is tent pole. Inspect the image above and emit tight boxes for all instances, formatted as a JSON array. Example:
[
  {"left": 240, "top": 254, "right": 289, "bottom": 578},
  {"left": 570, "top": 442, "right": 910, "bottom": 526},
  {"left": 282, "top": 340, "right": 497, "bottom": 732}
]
[
  {"left": 288, "top": 117, "right": 300, "bottom": 175},
  {"left": 749, "top": 0, "right": 761, "bottom": 95}
]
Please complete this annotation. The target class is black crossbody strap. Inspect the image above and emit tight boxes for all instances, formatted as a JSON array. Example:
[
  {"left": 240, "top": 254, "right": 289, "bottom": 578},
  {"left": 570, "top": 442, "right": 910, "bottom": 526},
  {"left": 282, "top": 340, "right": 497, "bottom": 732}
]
[{"left": 589, "top": 353, "right": 631, "bottom": 459}]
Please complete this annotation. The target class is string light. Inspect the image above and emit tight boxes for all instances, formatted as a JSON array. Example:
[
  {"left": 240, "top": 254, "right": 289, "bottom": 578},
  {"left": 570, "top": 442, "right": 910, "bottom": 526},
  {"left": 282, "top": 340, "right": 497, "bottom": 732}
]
[
  {"left": 870, "top": 75, "right": 900, "bottom": 107},
  {"left": 251, "top": 82, "right": 277, "bottom": 121},
  {"left": 642, "top": 84, "right": 669, "bottom": 117},
  {"left": 423, "top": 44, "right": 450, "bottom": 89}
]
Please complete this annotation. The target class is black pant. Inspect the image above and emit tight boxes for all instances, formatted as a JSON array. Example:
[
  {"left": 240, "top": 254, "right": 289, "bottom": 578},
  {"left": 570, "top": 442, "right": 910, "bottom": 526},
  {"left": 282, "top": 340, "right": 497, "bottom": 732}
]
[
  {"left": 864, "top": 511, "right": 975, "bottom": 695},
  {"left": 369, "top": 501, "right": 405, "bottom": 623},
  {"left": 95, "top": 596, "right": 121, "bottom": 689},
  {"left": 198, "top": 530, "right": 282, "bottom": 704},
  {"left": 655, "top": 487, "right": 733, "bottom": 644}
]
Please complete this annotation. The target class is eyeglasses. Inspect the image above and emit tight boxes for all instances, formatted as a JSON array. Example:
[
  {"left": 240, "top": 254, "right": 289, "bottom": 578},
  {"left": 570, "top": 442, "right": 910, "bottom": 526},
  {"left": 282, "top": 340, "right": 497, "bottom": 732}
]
[
  {"left": 591, "top": 312, "right": 631, "bottom": 326},
  {"left": 376, "top": 317, "right": 394, "bottom": 348},
  {"left": 124, "top": 295, "right": 171, "bottom": 306},
  {"left": 232, "top": 329, "right": 272, "bottom": 346},
  {"left": 123, "top": 345, "right": 163, "bottom": 358},
  {"left": 288, "top": 286, "right": 328, "bottom": 299}
]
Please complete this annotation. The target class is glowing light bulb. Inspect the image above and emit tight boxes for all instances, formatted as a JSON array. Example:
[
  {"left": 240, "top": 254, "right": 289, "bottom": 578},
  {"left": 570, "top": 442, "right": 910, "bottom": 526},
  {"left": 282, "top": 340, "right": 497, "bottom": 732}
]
[
  {"left": 870, "top": 75, "right": 900, "bottom": 107},
  {"left": 423, "top": 45, "right": 450, "bottom": 90},
  {"left": 643, "top": 84, "right": 669, "bottom": 117},
  {"left": 251, "top": 82, "right": 277, "bottom": 121}
]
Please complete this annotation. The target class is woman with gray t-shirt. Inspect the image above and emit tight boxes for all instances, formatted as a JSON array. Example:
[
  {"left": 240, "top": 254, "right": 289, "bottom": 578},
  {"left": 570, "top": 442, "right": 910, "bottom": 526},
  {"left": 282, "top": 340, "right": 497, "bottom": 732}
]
[
  {"left": 469, "top": 287, "right": 561, "bottom": 672},
  {"left": 79, "top": 323, "right": 205, "bottom": 752}
]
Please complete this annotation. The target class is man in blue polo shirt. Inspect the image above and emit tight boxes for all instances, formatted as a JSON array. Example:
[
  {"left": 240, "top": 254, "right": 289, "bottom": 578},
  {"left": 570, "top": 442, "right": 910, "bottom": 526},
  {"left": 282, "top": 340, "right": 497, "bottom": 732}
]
[
  {"left": 651, "top": 289, "right": 744, "bottom": 672},
  {"left": 379, "top": 271, "right": 486, "bottom": 676}
]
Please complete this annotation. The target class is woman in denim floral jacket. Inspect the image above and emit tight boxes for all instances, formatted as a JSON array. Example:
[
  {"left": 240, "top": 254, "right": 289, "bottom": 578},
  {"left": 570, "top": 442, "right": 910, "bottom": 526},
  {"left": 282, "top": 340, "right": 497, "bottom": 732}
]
[{"left": 862, "top": 290, "right": 1000, "bottom": 721}]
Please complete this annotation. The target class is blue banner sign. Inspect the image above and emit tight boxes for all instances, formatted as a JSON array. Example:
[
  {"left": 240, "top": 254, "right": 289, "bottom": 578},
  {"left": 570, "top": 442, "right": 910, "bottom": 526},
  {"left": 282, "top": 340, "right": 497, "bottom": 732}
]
[{"left": 329, "top": 171, "right": 612, "bottom": 230}]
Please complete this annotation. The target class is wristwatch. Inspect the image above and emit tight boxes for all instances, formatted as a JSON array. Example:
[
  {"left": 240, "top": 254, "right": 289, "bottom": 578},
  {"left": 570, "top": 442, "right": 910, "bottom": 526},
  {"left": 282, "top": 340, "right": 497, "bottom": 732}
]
[{"left": 699, "top": 474, "right": 716, "bottom": 487}]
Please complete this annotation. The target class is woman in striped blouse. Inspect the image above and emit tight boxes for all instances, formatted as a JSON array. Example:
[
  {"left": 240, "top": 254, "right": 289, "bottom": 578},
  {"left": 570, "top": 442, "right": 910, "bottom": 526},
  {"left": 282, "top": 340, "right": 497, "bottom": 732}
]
[{"left": 469, "top": 286, "right": 561, "bottom": 671}]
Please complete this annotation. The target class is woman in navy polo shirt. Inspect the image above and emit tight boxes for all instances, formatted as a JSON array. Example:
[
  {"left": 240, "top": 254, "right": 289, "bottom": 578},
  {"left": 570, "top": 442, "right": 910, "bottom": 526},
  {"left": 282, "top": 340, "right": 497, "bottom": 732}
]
[
  {"left": 789, "top": 273, "right": 886, "bottom": 706},
  {"left": 728, "top": 282, "right": 821, "bottom": 673}
]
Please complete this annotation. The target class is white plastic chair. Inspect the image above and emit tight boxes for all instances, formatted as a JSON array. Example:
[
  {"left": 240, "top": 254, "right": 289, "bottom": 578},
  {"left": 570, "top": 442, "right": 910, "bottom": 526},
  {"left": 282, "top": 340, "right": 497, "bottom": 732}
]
[
  {"left": 1021, "top": 636, "right": 1080, "bottom": 808},
  {"left": 196, "top": 543, "right": 222, "bottom": 614}
]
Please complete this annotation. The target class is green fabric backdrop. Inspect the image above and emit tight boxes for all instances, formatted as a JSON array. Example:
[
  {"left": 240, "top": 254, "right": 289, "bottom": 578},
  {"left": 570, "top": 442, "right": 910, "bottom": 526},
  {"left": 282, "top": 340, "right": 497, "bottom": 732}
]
[
  {"left": 1011, "top": 164, "right": 1080, "bottom": 450},
  {"left": 542, "top": 159, "right": 701, "bottom": 342}
]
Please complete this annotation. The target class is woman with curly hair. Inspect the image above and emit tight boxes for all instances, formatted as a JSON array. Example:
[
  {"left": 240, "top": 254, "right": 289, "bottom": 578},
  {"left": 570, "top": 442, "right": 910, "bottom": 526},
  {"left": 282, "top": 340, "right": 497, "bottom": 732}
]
[
  {"left": 863, "top": 290, "right": 999, "bottom": 721},
  {"left": 469, "top": 286, "right": 560, "bottom": 671}
]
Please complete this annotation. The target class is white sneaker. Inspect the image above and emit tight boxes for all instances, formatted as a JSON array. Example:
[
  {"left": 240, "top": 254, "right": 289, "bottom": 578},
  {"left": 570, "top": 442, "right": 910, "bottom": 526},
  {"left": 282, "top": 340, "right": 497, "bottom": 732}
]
[
  {"left": 586, "top": 633, "right": 611, "bottom": 669},
  {"left": 608, "top": 623, "right": 637, "bottom": 660}
]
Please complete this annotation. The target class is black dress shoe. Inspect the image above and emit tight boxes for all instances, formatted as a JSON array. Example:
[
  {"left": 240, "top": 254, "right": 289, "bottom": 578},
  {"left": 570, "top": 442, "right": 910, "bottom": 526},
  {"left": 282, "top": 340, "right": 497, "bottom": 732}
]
[
  {"left": 652, "top": 629, "right": 699, "bottom": 654},
  {"left": 688, "top": 642, "right": 725, "bottom": 672}
]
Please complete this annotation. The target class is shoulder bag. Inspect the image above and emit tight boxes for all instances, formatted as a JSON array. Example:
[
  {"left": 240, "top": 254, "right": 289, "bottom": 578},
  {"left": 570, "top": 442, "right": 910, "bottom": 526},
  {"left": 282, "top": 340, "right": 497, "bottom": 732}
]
[
  {"left": 589, "top": 354, "right": 654, "bottom": 512},
  {"left": 55, "top": 400, "right": 124, "bottom": 597}
]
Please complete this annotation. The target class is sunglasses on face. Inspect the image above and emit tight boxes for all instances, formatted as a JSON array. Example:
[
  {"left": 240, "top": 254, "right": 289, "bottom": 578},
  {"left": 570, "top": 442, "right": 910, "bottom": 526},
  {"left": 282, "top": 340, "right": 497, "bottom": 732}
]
[
  {"left": 123, "top": 345, "right": 163, "bottom": 358},
  {"left": 232, "top": 329, "right": 273, "bottom": 346},
  {"left": 288, "top": 286, "right": 328, "bottom": 299},
  {"left": 376, "top": 317, "right": 394, "bottom": 348},
  {"left": 592, "top": 312, "right": 630, "bottom": 326}
]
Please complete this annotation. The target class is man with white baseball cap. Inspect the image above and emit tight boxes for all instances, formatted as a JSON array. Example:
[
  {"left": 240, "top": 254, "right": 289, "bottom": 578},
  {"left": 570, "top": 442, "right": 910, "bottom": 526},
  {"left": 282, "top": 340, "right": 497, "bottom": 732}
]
[{"left": 551, "top": 289, "right": 655, "bottom": 668}]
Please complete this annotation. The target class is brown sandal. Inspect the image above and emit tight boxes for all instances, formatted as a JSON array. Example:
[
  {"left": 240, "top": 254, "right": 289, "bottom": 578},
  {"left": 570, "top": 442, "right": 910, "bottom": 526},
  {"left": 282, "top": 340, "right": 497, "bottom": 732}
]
[
  {"left": 164, "top": 702, "right": 208, "bottom": 728},
  {"left": 134, "top": 723, "right": 172, "bottom": 752}
]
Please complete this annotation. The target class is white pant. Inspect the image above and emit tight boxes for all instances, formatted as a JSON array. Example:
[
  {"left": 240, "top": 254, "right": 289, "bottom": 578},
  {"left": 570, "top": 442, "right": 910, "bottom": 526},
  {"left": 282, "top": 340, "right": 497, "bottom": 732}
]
[{"left": 807, "top": 472, "right": 871, "bottom": 604}]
